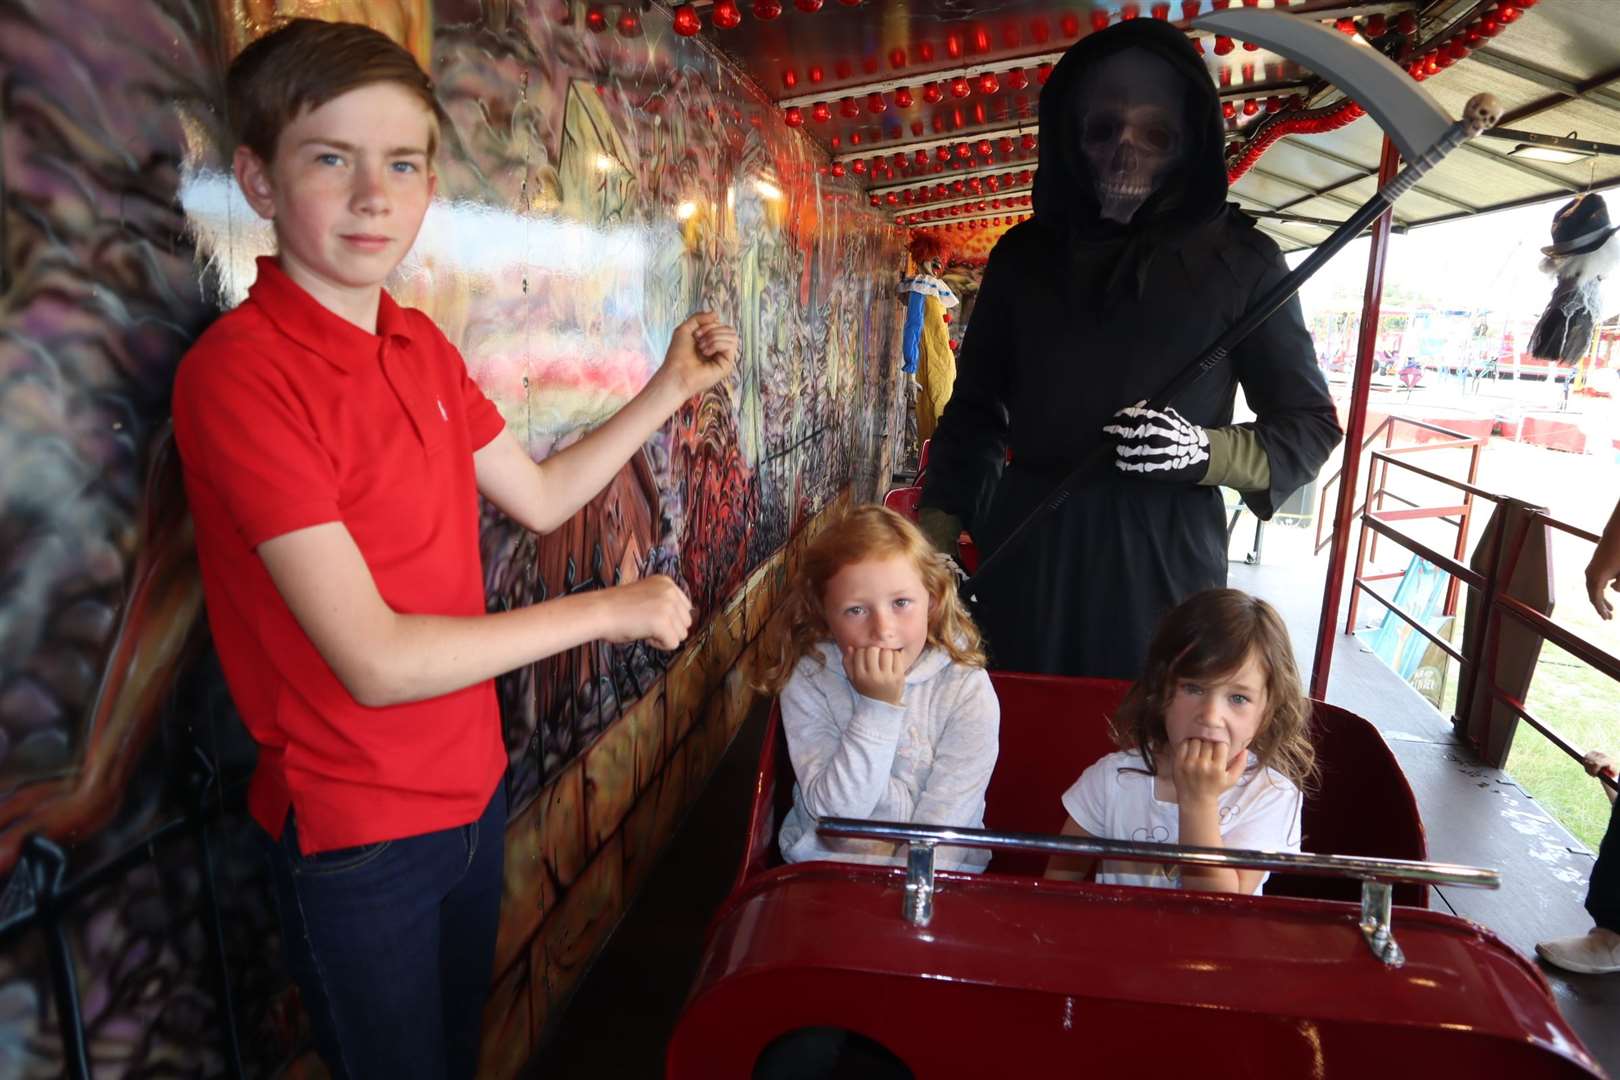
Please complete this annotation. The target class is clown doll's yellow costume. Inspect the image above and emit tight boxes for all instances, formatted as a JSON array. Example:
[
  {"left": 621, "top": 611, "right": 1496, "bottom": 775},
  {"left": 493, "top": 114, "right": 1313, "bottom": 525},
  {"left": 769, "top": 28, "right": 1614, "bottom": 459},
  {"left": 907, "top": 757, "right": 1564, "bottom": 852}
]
[{"left": 900, "top": 236, "right": 960, "bottom": 441}]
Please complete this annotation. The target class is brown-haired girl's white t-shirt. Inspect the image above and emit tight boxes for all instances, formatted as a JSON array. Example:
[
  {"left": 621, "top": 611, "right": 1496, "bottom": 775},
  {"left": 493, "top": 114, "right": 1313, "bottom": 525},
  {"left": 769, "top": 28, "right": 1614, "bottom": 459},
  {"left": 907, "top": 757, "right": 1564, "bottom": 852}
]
[{"left": 1061, "top": 749, "right": 1303, "bottom": 889}]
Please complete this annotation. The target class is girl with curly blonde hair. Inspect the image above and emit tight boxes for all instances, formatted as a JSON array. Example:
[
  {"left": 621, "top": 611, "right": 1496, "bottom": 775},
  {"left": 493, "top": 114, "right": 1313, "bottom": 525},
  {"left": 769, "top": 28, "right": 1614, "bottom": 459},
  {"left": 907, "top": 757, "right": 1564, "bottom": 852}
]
[
  {"left": 1048, "top": 588, "right": 1316, "bottom": 894},
  {"left": 756, "top": 505, "right": 998, "bottom": 872}
]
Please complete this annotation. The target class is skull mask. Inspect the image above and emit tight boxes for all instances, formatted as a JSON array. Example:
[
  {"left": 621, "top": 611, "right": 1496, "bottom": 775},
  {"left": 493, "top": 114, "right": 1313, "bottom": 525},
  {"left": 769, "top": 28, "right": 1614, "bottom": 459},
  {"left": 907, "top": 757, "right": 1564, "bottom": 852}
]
[{"left": 1074, "top": 50, "right": 1186, "bottom": 225}]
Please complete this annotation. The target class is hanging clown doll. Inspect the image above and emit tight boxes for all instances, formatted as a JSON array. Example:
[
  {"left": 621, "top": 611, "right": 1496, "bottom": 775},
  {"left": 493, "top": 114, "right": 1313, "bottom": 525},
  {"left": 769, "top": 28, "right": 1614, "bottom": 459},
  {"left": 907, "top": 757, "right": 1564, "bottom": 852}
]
[
  {"left": 1530, "top": 192, "right": 1620, "bottom": 364},
  {"left": 899, "top": 233, "right": 960, "bottom": 441}
]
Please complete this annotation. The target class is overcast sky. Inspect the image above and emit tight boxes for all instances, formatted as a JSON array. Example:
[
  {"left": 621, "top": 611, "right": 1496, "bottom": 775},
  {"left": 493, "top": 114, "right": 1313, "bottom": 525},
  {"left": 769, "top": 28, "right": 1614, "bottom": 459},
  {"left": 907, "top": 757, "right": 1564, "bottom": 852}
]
[{"left": 1290, "top": 193, "right": 1615, "bottom": 325}]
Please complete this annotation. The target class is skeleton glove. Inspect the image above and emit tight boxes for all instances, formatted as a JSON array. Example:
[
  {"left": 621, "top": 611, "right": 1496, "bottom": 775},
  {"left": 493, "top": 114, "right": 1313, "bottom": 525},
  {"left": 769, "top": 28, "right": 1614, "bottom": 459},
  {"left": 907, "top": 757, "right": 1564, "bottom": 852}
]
[{"left": 1103, "top": 401, "right": 1211, "bottom": 483}]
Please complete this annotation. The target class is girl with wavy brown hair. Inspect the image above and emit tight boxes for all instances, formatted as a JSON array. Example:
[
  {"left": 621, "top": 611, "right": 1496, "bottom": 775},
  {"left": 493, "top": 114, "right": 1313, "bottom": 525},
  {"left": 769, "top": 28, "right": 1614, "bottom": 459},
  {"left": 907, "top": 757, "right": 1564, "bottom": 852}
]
[{"left": 1047, "top": 588, "right": 1316, "bottom": 894}]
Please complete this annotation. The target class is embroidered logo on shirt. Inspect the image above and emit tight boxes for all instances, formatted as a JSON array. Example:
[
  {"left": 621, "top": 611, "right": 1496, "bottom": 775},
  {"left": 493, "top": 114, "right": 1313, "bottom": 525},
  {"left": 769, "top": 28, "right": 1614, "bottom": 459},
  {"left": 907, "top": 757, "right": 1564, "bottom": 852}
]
[{"left": 436, "top": 397, "right": 449, "bottom": 422}]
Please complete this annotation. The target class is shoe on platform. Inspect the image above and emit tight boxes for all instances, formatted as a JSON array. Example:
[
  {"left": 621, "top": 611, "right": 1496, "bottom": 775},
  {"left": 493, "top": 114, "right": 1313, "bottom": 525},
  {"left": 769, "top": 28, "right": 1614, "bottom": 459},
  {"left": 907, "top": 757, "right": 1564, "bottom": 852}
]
[{"left": 1535, "top": 928, "right": 1620, "bottom": 975}]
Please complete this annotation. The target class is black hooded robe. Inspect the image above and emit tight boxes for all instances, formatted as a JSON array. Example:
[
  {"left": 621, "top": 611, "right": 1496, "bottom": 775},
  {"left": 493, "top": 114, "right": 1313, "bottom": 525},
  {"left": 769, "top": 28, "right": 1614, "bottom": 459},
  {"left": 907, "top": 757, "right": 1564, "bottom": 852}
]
[{"left": 920, "top": 20, "right": 1342, "bottom": 679}]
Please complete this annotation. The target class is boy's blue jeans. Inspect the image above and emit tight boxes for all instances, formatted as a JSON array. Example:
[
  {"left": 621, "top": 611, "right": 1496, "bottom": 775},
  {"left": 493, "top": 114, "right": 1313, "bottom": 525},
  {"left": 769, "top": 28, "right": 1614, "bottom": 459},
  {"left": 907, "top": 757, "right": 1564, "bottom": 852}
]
[{"left": 260, "top": 782, "right": 507, "bottom": 1080}]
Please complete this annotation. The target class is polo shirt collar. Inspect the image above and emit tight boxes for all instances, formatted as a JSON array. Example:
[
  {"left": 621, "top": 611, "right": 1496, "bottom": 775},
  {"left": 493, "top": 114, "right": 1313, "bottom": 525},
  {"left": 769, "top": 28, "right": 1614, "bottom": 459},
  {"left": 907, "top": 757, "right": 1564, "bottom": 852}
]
[{"left": 246, "top": 256, "right": 414, "bottom": 372}]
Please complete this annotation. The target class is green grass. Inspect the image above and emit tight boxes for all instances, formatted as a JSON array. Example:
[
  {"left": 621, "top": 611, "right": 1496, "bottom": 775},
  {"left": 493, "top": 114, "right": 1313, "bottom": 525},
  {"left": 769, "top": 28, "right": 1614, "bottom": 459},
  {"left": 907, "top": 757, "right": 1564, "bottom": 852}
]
[{"left": 1509, "top": 642, "right": 1619, "bottom": 851}]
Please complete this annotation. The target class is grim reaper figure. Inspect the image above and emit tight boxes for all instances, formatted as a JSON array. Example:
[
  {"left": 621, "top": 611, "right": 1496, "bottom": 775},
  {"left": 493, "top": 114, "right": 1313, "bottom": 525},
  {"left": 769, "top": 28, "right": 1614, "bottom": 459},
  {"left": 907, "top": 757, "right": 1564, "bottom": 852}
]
[{"left": 918, "top": 18, "right": 1342, "bottom": 678}]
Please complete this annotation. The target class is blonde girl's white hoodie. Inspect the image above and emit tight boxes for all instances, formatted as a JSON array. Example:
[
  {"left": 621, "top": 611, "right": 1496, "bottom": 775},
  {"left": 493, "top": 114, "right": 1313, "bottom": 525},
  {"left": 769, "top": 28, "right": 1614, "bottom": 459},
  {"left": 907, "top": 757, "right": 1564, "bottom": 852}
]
[{"left": 777, "top": 641, "right": 1000, "bottom": 872}]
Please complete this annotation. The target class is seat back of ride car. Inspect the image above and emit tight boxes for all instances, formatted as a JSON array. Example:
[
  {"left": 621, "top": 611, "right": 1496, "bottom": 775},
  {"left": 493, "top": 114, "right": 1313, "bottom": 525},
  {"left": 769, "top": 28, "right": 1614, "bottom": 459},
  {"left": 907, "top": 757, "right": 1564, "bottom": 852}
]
[{"left": 982, "top": 672, "right": 1128, "bottom": 876}]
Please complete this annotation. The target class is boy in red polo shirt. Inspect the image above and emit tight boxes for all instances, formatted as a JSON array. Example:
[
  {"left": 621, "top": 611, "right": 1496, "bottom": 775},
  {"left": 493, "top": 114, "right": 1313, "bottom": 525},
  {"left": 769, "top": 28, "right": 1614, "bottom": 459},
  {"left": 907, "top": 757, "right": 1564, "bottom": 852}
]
[{"left": 171, "top": 19, "right": 738, "bottom": 1080}]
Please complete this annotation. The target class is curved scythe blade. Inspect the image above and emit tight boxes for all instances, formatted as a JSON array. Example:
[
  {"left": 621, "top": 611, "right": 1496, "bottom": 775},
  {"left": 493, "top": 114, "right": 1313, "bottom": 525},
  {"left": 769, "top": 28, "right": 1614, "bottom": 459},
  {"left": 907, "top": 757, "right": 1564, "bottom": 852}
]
[{"left": 1193, "top": 8, "right": 1453, "bottom": 165}]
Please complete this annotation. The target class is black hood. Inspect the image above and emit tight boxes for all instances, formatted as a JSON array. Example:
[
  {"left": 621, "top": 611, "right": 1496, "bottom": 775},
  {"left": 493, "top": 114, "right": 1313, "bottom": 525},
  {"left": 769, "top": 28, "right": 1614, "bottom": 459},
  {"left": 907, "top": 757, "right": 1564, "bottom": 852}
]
[{"left": 1032, "top": 18, "right": 1228, "bottom": 243}]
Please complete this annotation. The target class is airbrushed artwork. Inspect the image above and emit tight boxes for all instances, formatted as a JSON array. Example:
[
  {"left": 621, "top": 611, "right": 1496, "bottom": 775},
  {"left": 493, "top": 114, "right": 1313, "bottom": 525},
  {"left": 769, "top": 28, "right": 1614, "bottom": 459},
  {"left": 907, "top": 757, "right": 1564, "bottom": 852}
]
[{"left": 0, "top": 1, "right": 904, "bottom": 1073}]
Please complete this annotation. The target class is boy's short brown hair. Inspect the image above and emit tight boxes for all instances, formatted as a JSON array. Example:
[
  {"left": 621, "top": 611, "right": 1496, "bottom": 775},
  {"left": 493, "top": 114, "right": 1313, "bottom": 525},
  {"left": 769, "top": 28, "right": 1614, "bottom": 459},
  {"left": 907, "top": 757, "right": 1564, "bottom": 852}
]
[{"left": 226, "top": 18, "right": 442, "bottom": 163}]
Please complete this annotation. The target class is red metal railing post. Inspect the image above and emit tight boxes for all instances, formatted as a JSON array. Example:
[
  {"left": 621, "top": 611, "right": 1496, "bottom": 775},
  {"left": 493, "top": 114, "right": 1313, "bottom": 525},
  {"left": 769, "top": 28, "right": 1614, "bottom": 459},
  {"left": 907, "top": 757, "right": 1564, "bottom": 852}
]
[
  {"left": 1345, "top": 459, "right": 1376, "bottom": 632},
  {"left": 1447, "top": 442, "right": 1482, "bottom": 617},
  {"left": 1312, "top": 138, "right": 1400, "bottom": 700},
  {"left": 1369, "top": 421, "right": 1395, "bottom": 563}
]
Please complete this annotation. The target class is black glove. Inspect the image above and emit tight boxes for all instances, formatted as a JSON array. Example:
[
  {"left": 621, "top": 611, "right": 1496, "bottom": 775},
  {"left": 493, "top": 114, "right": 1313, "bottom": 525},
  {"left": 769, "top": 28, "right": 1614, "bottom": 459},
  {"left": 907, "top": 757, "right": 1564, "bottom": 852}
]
[{"left": 1102, "top": 401, "right": 1211, "bottom": 483}]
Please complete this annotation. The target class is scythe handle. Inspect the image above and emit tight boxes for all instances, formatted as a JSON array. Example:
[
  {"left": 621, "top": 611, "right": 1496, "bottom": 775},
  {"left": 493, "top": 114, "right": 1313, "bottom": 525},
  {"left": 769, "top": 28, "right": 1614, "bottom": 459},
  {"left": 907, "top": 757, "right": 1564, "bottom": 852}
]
[{"left": 960, "top": 94, "right": 1501, "bottom": 599}]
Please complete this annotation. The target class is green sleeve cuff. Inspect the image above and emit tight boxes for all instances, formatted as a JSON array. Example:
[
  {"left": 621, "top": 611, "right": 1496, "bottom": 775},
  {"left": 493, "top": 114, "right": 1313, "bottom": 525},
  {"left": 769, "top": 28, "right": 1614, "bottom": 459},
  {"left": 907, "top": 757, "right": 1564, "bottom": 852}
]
[
  {"left": 917, "top": 507, "right": 965, "bottom": 555},
  {"left": 1200, "top": 425, "right": 1271, "bottom": 492}
]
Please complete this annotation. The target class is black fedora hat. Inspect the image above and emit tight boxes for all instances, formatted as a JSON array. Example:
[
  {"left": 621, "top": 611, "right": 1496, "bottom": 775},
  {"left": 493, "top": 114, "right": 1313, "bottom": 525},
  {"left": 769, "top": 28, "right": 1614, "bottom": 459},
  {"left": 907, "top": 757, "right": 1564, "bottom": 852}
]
[{"left": 1542, "top": 192, "right": 1620, "bottom": 256}]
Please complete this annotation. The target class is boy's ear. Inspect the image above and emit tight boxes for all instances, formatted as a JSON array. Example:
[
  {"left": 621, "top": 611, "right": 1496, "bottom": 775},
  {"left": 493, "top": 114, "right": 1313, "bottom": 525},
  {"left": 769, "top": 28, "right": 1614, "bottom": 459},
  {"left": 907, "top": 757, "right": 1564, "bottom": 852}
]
[{"left": 233, "top": 146, "right": 277, "bottom": 221}]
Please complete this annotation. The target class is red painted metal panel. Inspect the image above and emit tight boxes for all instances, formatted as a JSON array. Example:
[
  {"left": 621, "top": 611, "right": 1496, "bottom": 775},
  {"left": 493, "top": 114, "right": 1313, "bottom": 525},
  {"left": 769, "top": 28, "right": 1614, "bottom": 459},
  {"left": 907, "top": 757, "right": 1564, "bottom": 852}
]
[{"left": 670, "top": 866, "right": 1601, "bottom": 1078}]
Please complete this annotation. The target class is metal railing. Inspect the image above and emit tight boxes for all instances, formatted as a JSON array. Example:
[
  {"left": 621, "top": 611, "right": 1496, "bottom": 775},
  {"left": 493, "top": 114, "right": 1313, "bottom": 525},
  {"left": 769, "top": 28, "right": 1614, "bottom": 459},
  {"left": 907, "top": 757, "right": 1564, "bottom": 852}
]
[
  {"left": 1317, "top": 415, "right": 1486, "bottom": 619},
  {"left": 818, "top": 818, "right": 1499, "bottom": 967},
  {"left": 1345, "top": 453, "right": 1620, "bottom": 797}
]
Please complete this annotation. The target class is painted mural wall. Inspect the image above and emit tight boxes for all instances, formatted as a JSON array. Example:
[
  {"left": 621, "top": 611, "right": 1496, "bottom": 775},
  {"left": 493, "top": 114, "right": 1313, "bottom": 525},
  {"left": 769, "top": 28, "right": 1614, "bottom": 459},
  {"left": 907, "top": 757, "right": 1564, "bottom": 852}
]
[{"left": 0, "top": 1, "right": 906, "bottom": 1074}]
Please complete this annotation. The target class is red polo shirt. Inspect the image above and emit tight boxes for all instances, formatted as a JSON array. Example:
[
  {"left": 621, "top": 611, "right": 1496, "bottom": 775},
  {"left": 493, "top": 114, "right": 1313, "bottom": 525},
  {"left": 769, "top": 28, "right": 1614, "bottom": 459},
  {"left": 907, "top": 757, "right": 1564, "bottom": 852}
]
[{"left": 173, "top": 257, "right": 507, "bottom": 854}]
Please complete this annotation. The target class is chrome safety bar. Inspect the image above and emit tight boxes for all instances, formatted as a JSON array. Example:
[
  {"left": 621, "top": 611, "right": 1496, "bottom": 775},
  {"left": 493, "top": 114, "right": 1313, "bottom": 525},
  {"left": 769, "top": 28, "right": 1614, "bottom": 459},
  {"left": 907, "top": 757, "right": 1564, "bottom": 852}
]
[{"left": 816, "top": 818, "right": 1501, "bottom": 967}]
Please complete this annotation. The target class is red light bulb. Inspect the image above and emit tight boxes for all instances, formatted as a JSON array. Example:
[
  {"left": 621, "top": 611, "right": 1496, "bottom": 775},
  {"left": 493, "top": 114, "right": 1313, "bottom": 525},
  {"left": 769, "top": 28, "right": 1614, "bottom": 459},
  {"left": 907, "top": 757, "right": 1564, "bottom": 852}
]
[
  {"left": 839, "top": 97, "right": 860, "bottom": 118},
  {"left": 923, "top": 83, "right": 944, "bottom": 104},
  {"left": 1030, "top": 19, "right": 1051, "bottom": 43},
  {"left": 950, "top": 76, "right": 972, "bottom": 99},
  {"left": 889, "top": 47, "right": 908, "bottom": 70},
  {"left": 585, "top": 6, "right": 608, "bottom": 32},
  {"left": 811, "top": 101, "right": 831, "bottom": 122},
  {"left": 895, "top": 87, "right": 914, "bottom": 108},
  {"left": 1213, "top": 35, "right": 1234, "bottom": 55},
  {"left": 712, "top": 0, "right": 742, "bottom": 28},
  {"left": 672, "top": 3, "right": 702, "bottom": 34},
  {"left": 830, "top": 162, "right": 845, "bottom": 177},
  {"left": 978, "top": 72, "right": 1000, "bottom": 95},
  {"left": 752, "top": 0, "right": 782, "bottom": 19},
  {"left": 1090, "top": 9, "right": 1109, "bottom": 31},
  {"left": 1036, "top": 62, "right": 1053, "bottom": 84},
  {"left": 794, "top": 0, "right": 823, "bottom": 9},
  {"left": 616, "top": 9, "right": 641, "bottom": 36},
  {"left": 1006, "top": 69, "right": 1028, "bottom": 91},
  {"left": 784, "top": 106, "right": 804, "bottom": 126},
  {"left": 868, "top": 92, "right": 887, "bottom": 113}
]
